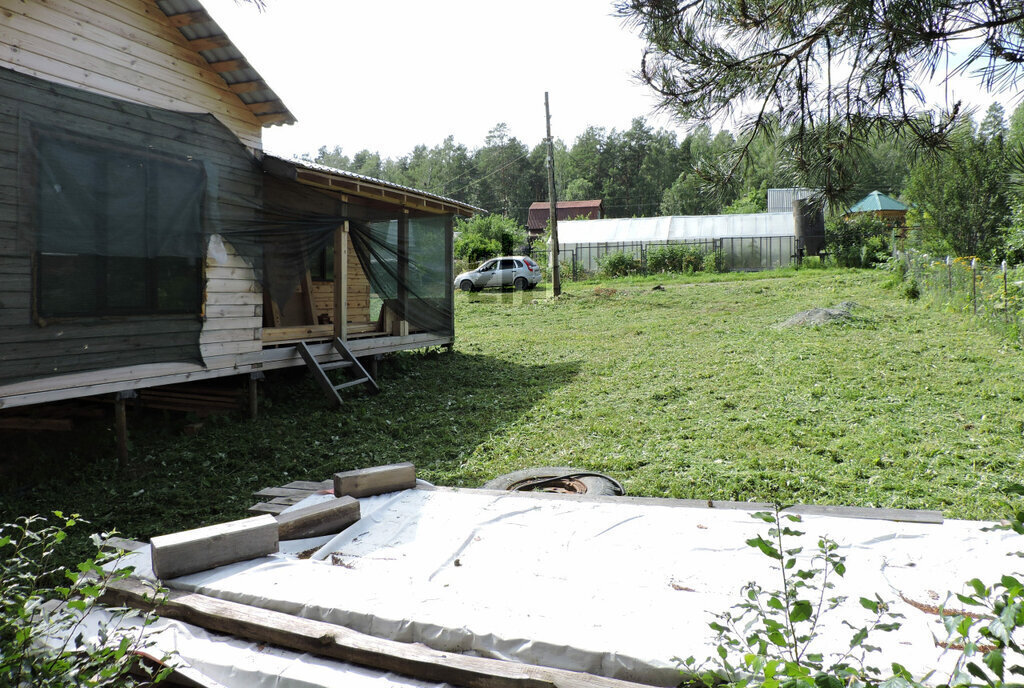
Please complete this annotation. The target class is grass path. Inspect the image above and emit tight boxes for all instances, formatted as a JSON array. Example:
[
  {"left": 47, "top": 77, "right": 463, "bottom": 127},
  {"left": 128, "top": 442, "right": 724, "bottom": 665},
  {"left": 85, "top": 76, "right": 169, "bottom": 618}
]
[{"left": 2, "top": 269, "right": 1022, "bottom": 549}]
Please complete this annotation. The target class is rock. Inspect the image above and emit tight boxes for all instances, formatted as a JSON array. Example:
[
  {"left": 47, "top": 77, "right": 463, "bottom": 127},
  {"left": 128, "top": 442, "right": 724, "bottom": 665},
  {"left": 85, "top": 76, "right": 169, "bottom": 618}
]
[{"left": 652, "top": 284, "right": 665, "bottom": 291}]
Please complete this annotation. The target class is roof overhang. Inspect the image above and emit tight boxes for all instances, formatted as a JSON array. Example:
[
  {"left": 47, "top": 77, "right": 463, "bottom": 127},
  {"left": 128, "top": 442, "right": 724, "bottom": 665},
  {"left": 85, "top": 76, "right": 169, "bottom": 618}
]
[
  {"left": 156, "top": 0, "right": 296, "bottom": 127},
  {"left": 263, "top": 155, "right": 482, "bottom": 217}
]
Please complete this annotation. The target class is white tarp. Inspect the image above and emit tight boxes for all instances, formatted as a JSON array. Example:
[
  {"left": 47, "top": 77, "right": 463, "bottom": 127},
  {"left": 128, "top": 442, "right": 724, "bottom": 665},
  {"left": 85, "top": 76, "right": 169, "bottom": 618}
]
[
  {"left": 45, "top": 604, "right": 453, "bottom": 688},
  {"left": 556, "top": 212, "right": 794, "bottom": 246},
  {"left": 118, "top": 488, "right": 1023, "bottom": 687}
]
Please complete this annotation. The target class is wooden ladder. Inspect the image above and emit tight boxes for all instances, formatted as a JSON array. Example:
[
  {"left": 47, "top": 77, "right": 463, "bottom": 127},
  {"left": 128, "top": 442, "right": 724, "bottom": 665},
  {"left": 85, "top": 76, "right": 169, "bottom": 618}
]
[{"left": 296, "top": 338, "right": 380, "bottom": 406}]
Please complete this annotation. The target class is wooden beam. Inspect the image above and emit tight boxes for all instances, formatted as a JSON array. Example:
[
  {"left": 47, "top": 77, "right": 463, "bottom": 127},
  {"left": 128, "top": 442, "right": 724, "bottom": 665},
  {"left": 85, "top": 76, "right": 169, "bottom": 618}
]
[
  {"left": 0, "top": 417, "right": 73, "bottom": 431},
  {"left": 101, "top": 577, "right": 649, "bottom": 688},
  {"left": 164, "top": 10, "right": 212, "bottom": 27},
  {"left": 397, "top": 212, "right": 409, "bottom": 336},
  {"left": 227, "top": 80, "right": 265, "bottom": 95},
  {"left": 188, "top": 35, "right": 233, "bottom": 52},
  {"left": 275, "top": 496, "right": 360, "bottom": 540},
  {"left": 244, "top": 101, "right": 285, "bottom": 115},
  {"left": 335, "top": 223, "right": 348, "bottom": 340},
  {"left": 150, "top": 516, "right": 278, "bottom": 580},
  {"left": 334, "top": 463, "right": 416, "bottom": 498},
  {"left": 208, "top": 58, "right": 246, "bottom": 73}
]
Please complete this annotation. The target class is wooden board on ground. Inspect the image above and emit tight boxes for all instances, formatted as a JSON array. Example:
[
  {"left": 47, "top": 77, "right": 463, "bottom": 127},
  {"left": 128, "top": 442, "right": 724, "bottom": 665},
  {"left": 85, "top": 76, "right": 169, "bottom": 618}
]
[
  {"left": 102, "top": 577, "right": 651, "bottom": 688},
  {"left": 334, "top": 462, "right": 416, "bottom": 498},
  {"left": 150, "top": 515, "right": 278, "bottom": 580},
  {"left": 248, "top": 502, "right": 288, "bottom": 515},
  {"left": 275, "top": 496, "right": 360, "bottom": 540}
]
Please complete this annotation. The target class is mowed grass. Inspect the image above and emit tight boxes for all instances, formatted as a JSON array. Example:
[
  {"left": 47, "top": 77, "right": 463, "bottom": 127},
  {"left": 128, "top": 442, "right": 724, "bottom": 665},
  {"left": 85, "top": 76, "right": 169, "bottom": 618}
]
[{"left": 1, "top": 268, "right": 1022, "bottom": 550}]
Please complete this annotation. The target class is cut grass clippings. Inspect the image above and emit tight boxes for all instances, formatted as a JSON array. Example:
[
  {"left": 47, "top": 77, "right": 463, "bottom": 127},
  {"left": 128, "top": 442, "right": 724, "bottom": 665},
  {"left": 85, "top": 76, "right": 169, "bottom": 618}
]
[{"left": 1, "top": 268, "right": 1022, "bottom": 557}]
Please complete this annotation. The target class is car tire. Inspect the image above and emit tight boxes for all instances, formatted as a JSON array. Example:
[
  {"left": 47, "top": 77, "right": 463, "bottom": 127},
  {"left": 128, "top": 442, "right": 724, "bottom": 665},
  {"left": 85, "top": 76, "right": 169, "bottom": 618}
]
[
  {"left": 514, "top": 277, "right": 527, "bottom": 290},
  {"left": 460, "top": 280, "right": 475, "bottom": 292},
  {"left": 481, "top": 467, "right": 623, "bottom": 497}
]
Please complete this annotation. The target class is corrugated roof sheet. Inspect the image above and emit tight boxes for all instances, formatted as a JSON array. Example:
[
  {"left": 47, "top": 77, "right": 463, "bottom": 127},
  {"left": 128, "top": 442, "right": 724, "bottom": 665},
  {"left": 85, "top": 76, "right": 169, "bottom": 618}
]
[
  {"left": 527, "top": 200, "right": 603, "bottom": 230},
  {"left": 849, "top": 190, "right": 908, "bottom": 213},
  {"left": 267, "top": 155, "right": 484, "bottom": 216},
  {"left": 155, "top": 0, "right": 296, "bottom": 127}
]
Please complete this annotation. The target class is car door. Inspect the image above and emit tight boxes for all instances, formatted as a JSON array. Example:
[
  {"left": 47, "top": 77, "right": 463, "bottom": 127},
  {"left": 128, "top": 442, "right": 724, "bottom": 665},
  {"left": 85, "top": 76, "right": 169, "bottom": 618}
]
[
  {"left": 475, "top": 260, "right": 498, "bottom": 288},
  {"left": 498, "top": 258, "right": 517, "bottom": 287}
]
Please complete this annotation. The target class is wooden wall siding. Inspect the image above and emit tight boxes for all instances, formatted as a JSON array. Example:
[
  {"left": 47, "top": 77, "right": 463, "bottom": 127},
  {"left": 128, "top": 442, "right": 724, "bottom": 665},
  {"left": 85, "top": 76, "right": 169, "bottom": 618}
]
[
  {"left": 201, "top": 237, "right": 262, "bottom": 358},
  {"left": 0, "top": 0, "right": 263, "bottom": 149},
  {"left": 309, "top": 234, "right": 373, "bottom": 327},
  {"left": 0, "top": 66, "right": 263, "bottom": 389}
]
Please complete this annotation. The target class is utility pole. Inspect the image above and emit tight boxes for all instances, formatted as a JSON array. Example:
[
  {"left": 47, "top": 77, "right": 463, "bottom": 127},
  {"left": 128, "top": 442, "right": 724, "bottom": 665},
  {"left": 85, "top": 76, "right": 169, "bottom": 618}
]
[{"left": 545, "top": 92, "right": 561, "bottom": 297}]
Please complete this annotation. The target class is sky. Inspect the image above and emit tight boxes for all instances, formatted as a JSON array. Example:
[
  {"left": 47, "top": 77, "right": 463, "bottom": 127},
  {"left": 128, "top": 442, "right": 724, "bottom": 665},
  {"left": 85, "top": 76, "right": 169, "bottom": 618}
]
[{"left": 201, "top": 0, "right": 1008, "bottom": 161}]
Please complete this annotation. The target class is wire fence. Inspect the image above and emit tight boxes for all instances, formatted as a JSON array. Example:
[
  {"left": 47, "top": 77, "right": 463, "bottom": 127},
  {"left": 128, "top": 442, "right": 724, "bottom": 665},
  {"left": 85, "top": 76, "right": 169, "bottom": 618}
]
[
  {"left": 528, "top": 235, "right": 797, "bottom": 280},
  {"left": 903, "top": 251, "right": 1024, "bottom": 345}
]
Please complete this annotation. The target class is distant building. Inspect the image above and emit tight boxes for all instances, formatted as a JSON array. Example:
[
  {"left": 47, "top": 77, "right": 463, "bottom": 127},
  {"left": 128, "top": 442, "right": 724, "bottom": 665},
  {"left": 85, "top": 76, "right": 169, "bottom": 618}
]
[
  {"left": 847, "top": 190, "right": 908, "bottom": 226},
  {"left": 527, "top": 200, "right": 603, "bottom": 239},
  {"left": 767, "top": 188, "right": 822, "bottom": 213}
]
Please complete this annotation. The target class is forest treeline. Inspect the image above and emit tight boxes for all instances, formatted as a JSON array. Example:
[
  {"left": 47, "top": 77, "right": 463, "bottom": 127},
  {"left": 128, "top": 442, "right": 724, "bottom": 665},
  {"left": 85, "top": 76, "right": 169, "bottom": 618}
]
[{"left": 308, "top": 101, "right": 1024, "bottom": 261}]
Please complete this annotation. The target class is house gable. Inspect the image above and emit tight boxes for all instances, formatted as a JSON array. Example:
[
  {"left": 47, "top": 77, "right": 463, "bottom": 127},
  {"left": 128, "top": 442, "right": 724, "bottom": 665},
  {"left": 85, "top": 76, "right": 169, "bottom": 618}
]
[{"left": 0, "top": 0, "right": 290, "bottom": 149}]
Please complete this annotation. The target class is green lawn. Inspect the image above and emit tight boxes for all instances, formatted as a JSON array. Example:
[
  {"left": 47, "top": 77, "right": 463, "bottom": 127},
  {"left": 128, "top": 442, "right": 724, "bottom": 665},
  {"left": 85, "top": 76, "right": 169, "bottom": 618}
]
[{"left": 2, "top": 268, "right": 1022, "bottom": 549}]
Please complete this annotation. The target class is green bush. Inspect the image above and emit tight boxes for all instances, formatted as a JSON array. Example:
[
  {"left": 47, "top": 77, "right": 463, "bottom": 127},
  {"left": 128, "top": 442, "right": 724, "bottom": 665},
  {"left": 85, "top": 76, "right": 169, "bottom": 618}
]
[
  {"left": 598, "top": 251, "right": 641, "bottom": 278},
  {"left": 647, "top": 244, "right": 707, "bottom": 273},
  {"left": 0, "top": 513, "right": 169, "bottom": 687},
  {"left": 826, "top": 214, "right": 893, "bottom": 268},
  {"left": 454, "top": 233, "right": 501, "bottom": 263},
  {"left": 453, "top": 215, "right": 527, "bottom": 262}
]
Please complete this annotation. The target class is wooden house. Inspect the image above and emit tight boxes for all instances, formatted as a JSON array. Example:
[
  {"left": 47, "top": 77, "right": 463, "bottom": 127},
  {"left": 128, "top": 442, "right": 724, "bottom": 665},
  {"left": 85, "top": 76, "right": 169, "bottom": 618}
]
[
  {"left": 0, "top": 0, "right": 478, "bottom": 414},
  {"left": 526, "top": 200, "right": 603, "bottom": 240}
]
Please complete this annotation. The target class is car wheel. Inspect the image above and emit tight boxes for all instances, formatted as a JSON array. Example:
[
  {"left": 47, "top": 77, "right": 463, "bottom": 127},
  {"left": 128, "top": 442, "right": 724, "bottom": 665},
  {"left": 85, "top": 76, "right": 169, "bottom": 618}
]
[
  {"left": 514, "top": 277, "right": 527, "bottom": 290},
  {"left": 481, "top": 467, "right": 624, "bottom": 496},
  {"left": 460, "top": 280, "right": 475, "bottom": 292}
]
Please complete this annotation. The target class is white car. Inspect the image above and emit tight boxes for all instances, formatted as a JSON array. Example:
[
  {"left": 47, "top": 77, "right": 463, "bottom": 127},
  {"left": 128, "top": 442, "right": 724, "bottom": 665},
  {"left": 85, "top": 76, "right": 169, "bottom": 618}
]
[{"left": 455, "top": 256, "right": 542, "bottom": 292}]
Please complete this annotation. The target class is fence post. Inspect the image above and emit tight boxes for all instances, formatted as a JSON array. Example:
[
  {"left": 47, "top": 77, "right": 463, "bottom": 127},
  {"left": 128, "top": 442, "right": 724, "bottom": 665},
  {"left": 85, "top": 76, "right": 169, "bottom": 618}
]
[
  {"left": 946, "top": 255, "right": 952, "bottom": 294},
  {"left": 971, "top": 258, "right": 978, "bottom": 315}
]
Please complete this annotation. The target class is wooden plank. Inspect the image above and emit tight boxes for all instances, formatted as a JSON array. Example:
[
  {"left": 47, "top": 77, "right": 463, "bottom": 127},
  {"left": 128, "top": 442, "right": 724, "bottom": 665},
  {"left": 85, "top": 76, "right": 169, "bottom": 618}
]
[
  {"left": 0, "top": 333, "right": 453, "bottom": 409},
  {"left": 248, "top": 502, "right": 288, "bottom": 515},
  {"left": 0, "top": 417, "right": 72, "bottom": 431},
  {"left": 101, "top": 577, "right": 651, "bottom": 688},
  {"left": 208, "top": 58, "right": 245, "bottom": 73},
  {"left": 268, "top": 495, "right": 306, "bottom": 506},
  {"left": 334, "top": 463, "right": 416, "bottom": 499},
  {"left": 282, "top": 479, "right": 335, "bottom": 491},
  {"left": 150, "top": 515, "right": 278, "bottom": 580},
  {"left": 253, "top": 486, "right": 317, "bottom": 498},
  {"left": 164, "top": 10, "right": 212, "bottom": 27},
  {"left": 275, "top": 496, "right": 360, "bottom": 540},
  {"left": 262, "top": 324, "right": 334, "bottom": 343},
  {"left": 200, "top": 316, "right": 263, "bottom": 332},
  {"left": 227, "top": 80, "right": 264, "bottom": 95},
  {"left": 786, "top": 504, "right": 943, "bottom": 524},
  {"left": 198, "top": 328, "right": 258, "bottom": 345},
  {"left": 188, "top": 35, "right": 232, "bottom": 52}
]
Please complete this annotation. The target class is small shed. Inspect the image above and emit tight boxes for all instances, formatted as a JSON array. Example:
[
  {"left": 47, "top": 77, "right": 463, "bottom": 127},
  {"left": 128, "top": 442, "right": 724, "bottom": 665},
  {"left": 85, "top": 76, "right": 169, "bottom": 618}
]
[
  {"left": 526, "top": 199, "right": 603, "bottom": 239},
  {"left": 847, "top": 190, "right": 908, "bottom": 226},
  {"left": 0, "top": 0, "right": 479, "bottom": 413}
]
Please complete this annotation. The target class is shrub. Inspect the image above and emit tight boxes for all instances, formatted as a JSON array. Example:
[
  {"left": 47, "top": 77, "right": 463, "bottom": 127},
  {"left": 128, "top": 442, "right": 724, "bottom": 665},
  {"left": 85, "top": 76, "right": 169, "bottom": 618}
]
[
  {"left": 826, "top": 214, "right": 893, "bottom": 268},
  {"left": 454, "top": 233, "right": 501, "bottom": 263},
  {"left": 0, "top": 513, "right": 169, "bottom": 687},
  {"left": 453, "top": 215, "right": 527, "bottom": 261},
  {"left": 598, "top": 251, "right": 640, "bottom": 278},
  {"left": 648, "top": 244, "right": 707, "bottom": 273},
  {"left": 702, "top": 251, "right": 724, "bottom": 273}
]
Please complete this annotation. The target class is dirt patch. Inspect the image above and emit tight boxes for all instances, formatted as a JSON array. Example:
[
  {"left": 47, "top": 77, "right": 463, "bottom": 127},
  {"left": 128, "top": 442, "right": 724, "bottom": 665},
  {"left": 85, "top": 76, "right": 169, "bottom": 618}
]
[{"left": 779, "top": 301, "right": 859, "bottom": 328}]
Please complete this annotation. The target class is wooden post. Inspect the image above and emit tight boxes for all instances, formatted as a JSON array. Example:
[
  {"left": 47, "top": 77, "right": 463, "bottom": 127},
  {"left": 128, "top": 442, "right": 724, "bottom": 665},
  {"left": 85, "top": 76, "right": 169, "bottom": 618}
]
[
  {"left": 444, "top": 213, "right": 454, "bottom": 337},
  {"left": 248, "top": 371, "right": 264, "bottom": 420},
  {"left": 397, "top": 211, "right": 409, "bottom": 335},
  {"left": 545, "top": 92, "right": 561, "bottom": 297},
  {"left": 115, "top": 394, "right": 128, "bottom": 467},
  {"left": 334, "top": 222, "right": 348, "bottom": 341}
]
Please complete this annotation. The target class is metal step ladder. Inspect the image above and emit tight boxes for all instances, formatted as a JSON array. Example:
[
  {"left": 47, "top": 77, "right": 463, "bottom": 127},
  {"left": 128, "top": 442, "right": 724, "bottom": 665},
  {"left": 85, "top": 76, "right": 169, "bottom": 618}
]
[{"left": 296, "top": 338, "right": 380, "bottom": 406}]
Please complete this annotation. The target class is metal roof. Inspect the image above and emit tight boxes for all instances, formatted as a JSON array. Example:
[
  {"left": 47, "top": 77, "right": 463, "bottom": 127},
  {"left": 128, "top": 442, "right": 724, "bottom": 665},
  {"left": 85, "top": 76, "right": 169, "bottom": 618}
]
[
  {"left": 849, "top": 190, "right": 908, "bottom": 213},
  {"left": 155, "top": 0, "right": 296, "bottom": 127},
  {"left": 265, "top": 155, "right": 484, "bottom": 217}
]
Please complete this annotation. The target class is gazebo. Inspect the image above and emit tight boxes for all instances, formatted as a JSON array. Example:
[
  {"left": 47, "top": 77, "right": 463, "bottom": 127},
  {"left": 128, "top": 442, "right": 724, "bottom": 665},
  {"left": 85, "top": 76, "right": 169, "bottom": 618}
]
[{"left": 847, "top": 190, "right": 908, "bottom": 226}]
